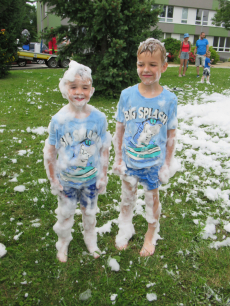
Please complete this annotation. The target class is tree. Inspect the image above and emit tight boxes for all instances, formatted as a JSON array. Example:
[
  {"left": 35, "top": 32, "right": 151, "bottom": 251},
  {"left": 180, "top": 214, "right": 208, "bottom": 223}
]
[
  {"left": 22, "top": 4, "right": 38, "bottom": 41},
  {"left": 41, "top": 0, "right": 162, "bottom": 96},
  {"left": 212, "top": 0, "right": 230, "bottom": 30},
  {"left": 0, "top": 0, "right": 35, "bottom": 78}
]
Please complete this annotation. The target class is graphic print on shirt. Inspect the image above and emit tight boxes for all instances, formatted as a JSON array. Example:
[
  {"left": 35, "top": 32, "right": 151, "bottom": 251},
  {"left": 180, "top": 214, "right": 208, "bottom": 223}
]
[
  {"left": 126, "top": 118, "right": 162, "bottom": 162},
  {"left": 59, "top": 130, "right": 98, "bottom": 184}
]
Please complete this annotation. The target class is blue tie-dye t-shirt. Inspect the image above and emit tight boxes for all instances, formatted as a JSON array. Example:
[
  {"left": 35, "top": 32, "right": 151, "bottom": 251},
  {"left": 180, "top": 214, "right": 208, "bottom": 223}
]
[
  {"left": 115, "top": 84, "right": 177, "bottom": 169},
  {"left": 48, "top": 105, "right": 108, "bottom": 188}
]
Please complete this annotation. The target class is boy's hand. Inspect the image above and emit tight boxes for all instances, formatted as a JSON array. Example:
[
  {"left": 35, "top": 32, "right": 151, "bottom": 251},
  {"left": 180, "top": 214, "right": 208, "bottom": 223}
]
[
  {"left": 112, "top": 160, "right": 126, "bottom": 176},
  {"left": 96, "top": 176, "right": 108, "bottom": 194},
  {"left": 51, "top": 178, "right": 63, "bottom": 195},
  {"left": 159, "top": 164, "right": 170, "bottom": 184}
]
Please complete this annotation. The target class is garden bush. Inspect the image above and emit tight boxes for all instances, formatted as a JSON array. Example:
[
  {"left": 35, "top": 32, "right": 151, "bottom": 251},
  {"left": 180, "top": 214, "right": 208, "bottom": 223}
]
[
  {"left": 209, "top": 46, "right": 220, "bottom": 64},
  {"left": 163, "top": 38, "right": 181, "bottom": 62},
  {"left": 0, "top": 29, "right": 18, "bottom": 78}
]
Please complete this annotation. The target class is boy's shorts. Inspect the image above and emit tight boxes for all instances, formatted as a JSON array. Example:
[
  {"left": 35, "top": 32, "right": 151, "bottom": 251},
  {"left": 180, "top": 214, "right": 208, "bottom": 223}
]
[
  {"left": 61, "top": 183, "right": 97, "bottom": 207},
  {"left": 203, "top": 67, "right": 210, "bottom": 76},
  {"left": 125, "top": 166, "right": 161, "bottom": 190}
]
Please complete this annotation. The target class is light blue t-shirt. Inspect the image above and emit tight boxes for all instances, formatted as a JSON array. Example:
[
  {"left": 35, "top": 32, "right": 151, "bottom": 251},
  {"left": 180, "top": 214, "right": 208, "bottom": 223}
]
[
  {"left": 196, "top": 38, "right": 209, "bottom": 55},
  {"left": 204, "top": 57, "right": 211, "bottom": 68},
  {"left": 115, "top": 84, "right": 177, "bottom": 170},
  {"left": 48, "top": 105, "right": 108, "bottom": 188}
]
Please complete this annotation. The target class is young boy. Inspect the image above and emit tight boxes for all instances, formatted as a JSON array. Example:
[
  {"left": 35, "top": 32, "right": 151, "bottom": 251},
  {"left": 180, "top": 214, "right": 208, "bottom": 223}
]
[
  {"left": 113, "top": 38, "right": 177, "bottom": 257},
  {"left": 44, "top": 61, "right": 111, "bottom": 262},
  {"left": 201, "top": 51, "right": 214, "bottom": 84}
]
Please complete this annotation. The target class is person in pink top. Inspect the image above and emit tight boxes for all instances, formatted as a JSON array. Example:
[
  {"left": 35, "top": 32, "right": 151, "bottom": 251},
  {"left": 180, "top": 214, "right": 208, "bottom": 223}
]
[{"left": 178, "top": 33, "right": 191, "bottom": 77}]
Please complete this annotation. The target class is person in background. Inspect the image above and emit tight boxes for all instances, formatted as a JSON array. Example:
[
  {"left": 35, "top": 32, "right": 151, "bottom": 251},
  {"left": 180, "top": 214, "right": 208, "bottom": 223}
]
[
  {"left": 194, "top": 32, "right": 209, "bottom": 78},
  {"left": 48, "top": 27, "right": 58, "bottom": 54},
  {"left": 201, "top": 51, "right": 214, "bottom": 84},
  {"left": 178, "top": 33, "right": 191, "bottom": 77}
]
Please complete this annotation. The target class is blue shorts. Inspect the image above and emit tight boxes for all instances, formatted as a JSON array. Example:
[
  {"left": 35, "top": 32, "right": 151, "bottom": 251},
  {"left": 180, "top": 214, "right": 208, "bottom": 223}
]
[
  {"left": 180, "top": 52, "right": 189, "bottom": 60},
  {"left": 61, "top": 183, "right": 97, "bottom": 208},
  {"left": 125, "top": 166, "right": 161, "bottom": 190}
]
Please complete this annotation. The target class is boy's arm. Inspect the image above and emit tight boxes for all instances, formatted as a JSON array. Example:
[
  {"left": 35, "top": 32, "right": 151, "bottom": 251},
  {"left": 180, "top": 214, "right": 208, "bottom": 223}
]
[
  {"left": 112, "top": 121, "right": 126, "bottom": 175},
  {"left": 159, "top": 129, "right": 176, "bottom": 184},
  {"left": 43, "top": 142, "right": 63, "bottom": 193},
  {"left": 96, "top": 146, "right": 110, "bottom": 194}
]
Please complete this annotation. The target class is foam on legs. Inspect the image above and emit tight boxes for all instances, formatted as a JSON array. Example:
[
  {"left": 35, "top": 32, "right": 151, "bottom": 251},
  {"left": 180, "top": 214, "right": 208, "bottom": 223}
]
[
  {"left": 115, "top": 176, "right": 137, "bottom": 249},
  {"left": 81, "top": 194, "right": 101, "bottom": 258},
  {"left": 53, "top": 195, "right": 76, "bottom": 262}
]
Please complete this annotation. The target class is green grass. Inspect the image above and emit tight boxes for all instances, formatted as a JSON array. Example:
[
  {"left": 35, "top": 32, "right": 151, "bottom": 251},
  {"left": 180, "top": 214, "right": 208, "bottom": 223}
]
[{"left": 0, "top": 67, "right": 230, "bottom": 305}]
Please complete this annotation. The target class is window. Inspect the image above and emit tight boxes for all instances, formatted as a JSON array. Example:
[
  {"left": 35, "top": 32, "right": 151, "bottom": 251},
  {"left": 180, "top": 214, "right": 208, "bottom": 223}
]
[
  {"left": 213, "top": 36, "right": 230, "bottom": 52},
  {"left": 159, "top": 33, "right": 171, "bottom": 41},
  {"left": 159, "top": 6, "right": 174, "bottom": 23},
  {"left": 180, "top": 34, "right": 184, "bottom": 42},
  {"left": 181, "top": 8, "right": 188, "bottom": 24},
  {"left": 195, "top": 9, "right": 209, "bottom": 26}
]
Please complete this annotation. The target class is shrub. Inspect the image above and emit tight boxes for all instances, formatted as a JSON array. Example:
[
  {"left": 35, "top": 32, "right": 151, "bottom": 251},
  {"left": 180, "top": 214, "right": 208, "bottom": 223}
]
[
  {"left": 209, "top": 46, "right": 220, "bottom": 64},
  {"left": 163, "top": 38, "right": 181, "bottom": 61},
  {"left": 189, "top": 51, "right": 196, "bottom": 64},
  {"left": 0, "top": 29, "right": 18, "bottom": 78}
]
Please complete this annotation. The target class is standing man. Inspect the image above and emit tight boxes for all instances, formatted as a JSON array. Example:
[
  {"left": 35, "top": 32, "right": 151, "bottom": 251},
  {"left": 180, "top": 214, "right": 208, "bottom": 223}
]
[{"left": 194, "top": 32, "right": 209, "bottom": 78}]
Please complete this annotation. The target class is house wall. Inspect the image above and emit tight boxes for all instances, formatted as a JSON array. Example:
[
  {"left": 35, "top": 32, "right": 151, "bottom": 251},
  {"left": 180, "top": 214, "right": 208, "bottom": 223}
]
[{"left": 155, "top": 0, "right": 230, "bottom": 59}]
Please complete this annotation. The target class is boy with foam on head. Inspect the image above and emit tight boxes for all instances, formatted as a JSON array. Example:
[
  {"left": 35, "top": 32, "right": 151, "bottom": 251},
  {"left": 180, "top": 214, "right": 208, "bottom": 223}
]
[
  {"left": 201, "top": 51, "right": 214, "bottom": 84},
  {"left": 113, "top": 38, "right": 178, "bottom": 256},
  {"left": 44, "top": 61, "right": 111, "bottom": 262}
]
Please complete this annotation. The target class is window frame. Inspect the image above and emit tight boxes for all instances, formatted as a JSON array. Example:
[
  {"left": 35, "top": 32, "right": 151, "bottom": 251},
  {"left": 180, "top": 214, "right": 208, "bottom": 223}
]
[
  {"left": 159, "top": 5, "right": 174, "bottom": 23},
  {"left": 195, "top": 9, "right": 209, "bottom": 26},
  {"left": 181, "top": 7, "right": 188, "bottom": 24},
  {"left": 213, "top": 36, "right": 230, "bottom": 52}
]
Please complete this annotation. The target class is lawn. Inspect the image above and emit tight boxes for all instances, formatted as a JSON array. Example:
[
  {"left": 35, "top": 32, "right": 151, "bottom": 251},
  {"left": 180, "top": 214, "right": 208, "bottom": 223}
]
[{"left": 0, "top": 66, "right": 230, "bottom": 306}]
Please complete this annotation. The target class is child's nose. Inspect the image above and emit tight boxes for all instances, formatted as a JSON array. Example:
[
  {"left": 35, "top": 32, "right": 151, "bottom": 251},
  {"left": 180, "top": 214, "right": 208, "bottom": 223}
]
[{"left": 75, "top": 87, "right": 83, "bottom": 94}]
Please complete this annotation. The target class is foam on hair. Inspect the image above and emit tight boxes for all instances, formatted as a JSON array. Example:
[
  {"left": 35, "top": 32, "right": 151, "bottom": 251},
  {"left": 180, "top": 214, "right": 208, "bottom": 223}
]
[
  {"left": 59, "top": 60, "right": 93, "bottom": 99},
  {"left": 137, "top": 38, "right": 166, "bottom": 65}
]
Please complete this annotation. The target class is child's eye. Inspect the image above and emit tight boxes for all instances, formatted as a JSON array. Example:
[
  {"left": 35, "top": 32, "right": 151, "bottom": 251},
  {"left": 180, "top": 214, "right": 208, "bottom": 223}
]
[{"left": 83, "top": 87, "right": 89, "bottom": 90}]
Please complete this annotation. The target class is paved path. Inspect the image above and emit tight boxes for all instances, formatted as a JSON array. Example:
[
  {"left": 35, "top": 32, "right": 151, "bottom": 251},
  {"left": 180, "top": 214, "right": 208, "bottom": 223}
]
[
  {"left": 10, "top": 64, "right": 62, "bottom": 70},
  {"left": 168, "top": 62, "right": 230, "bottom": 68}
]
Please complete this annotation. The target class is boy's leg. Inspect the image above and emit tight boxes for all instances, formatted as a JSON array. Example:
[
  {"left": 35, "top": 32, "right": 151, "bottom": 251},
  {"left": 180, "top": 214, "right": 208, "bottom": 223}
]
[
  {"left": 53, "top": 191, "right": 76, "bottom": 262},
  {"left": 115, "top": 175, "right": 138, "bottom": 250},
  {"left": 140, "top": 188, "right": 161, "bottom": 257},
  {"left": 80, "top": 184, "right": 100, "bottom": 259}
]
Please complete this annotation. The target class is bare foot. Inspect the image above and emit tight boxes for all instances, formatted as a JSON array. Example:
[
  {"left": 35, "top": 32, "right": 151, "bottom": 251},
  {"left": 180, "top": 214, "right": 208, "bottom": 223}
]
[
  {"left": 92, "top": 248, "right": 101, "bottom": 259},
  {"left": 115, "top": 243, "right": 128, "bottom": 251},
  {"left": 140, "top": 242, "right": 155, "bottom": 257},
  {"left": 57, "top": 250, "right": 68, "bottom": 262}
]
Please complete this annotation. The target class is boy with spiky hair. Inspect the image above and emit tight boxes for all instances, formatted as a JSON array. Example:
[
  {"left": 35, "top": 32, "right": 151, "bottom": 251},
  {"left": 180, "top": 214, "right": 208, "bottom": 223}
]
[
  {"left": 44, "top": 61, "right": 111, "bottom": 262},
  {"left": 113, "top": 38, "right": 178, "bottom": 256}
]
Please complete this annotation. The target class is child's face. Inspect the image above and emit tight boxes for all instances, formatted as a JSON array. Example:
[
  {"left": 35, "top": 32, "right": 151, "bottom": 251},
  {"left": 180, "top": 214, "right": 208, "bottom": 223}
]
[
  {"left": 137, "top": 50, "right": 167, "bottom": 86},
  {"left": 206, "top": 53, "right": 211, "bottom": 58},
  {"left": 67, "top": 75, "right": 94, "bottom": 109}
]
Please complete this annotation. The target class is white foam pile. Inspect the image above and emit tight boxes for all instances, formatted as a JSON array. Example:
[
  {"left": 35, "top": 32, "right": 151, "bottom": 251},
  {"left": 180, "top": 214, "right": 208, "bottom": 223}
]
[{"left": 108, "top": 257, "right": 120, "bottom": 271}]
